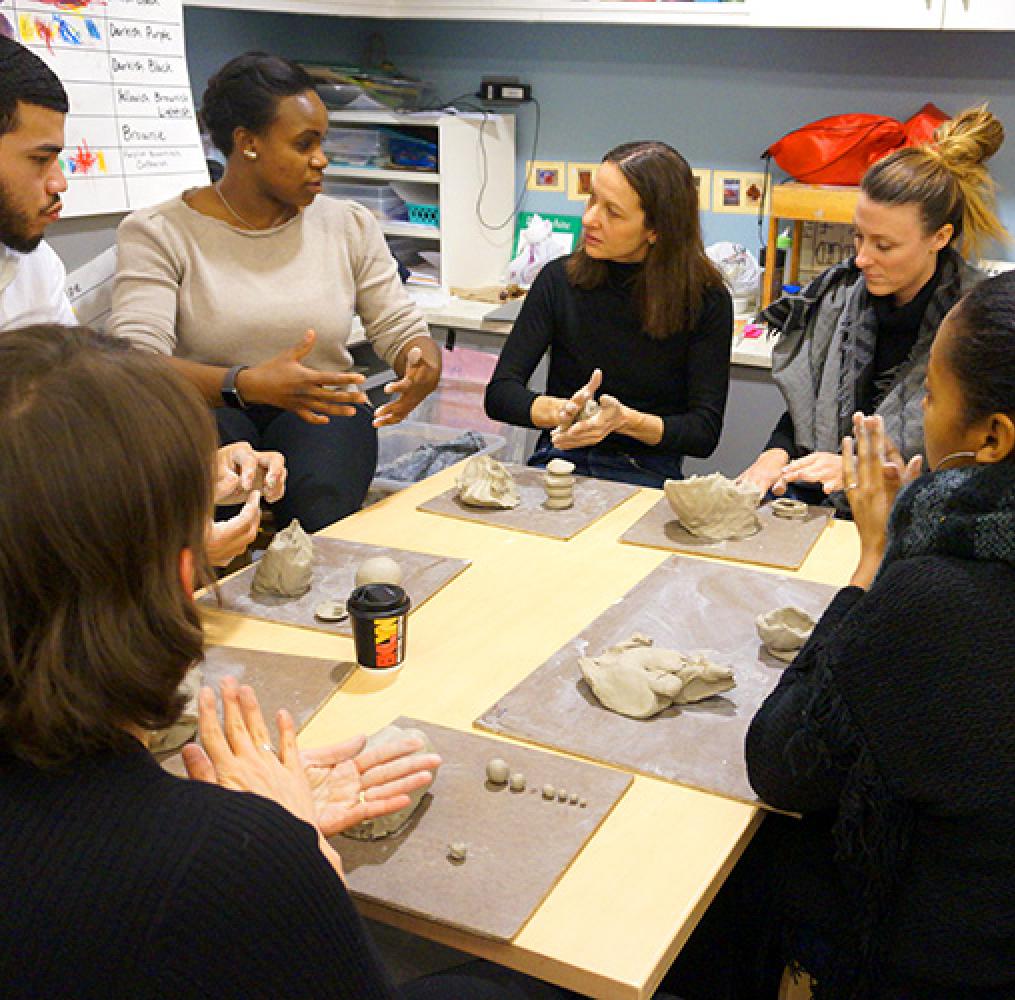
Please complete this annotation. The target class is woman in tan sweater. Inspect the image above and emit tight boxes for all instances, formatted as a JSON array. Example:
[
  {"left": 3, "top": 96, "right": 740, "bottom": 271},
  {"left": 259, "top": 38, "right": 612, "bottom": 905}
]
[{"left": 110, "top": 52, "right": 441, "bottom": 532}]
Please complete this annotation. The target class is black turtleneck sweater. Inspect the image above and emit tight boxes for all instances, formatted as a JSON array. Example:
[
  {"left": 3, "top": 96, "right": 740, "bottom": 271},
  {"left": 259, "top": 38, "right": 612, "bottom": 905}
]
[{"left": 484, "top": 256, "right": 732, "bottom": 459}]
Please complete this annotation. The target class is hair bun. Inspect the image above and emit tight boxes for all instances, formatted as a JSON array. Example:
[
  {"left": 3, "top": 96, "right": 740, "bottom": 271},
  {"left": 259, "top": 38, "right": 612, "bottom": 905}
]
[{"left": 934, "top": 104, "right": 1005, "bottom": 169}]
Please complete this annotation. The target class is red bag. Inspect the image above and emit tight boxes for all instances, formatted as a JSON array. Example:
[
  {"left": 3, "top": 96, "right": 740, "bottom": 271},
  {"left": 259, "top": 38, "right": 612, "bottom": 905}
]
[
  {"left": 766, "top": 113, "right": 907, "bottom": 186},
  {"left": 902, "top": 102, "right": 949, "bottom": 146}
]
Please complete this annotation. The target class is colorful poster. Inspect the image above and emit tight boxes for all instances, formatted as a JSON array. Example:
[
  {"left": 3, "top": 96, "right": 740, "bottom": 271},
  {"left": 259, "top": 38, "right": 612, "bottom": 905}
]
[{"left": 1, "top": 0, "right": 208, "bottom": 217}]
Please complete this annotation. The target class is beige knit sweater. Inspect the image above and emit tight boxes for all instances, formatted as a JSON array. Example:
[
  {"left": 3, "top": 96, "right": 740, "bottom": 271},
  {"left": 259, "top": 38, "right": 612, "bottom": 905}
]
[{"left": 110, "top": 193, "right": 427, "bottom": 371}]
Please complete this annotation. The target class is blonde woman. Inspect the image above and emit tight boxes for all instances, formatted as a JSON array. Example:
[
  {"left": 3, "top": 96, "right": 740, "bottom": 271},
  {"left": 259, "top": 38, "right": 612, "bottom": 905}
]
[{"left": 739, "top": 105, "right": 1008, "bottom": 503}]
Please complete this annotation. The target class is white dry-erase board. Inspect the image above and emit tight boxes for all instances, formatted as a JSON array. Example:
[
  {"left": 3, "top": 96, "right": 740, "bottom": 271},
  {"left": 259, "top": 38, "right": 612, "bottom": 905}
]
[{"left": 2, "top": 0, "right": 208, "bottom": 217}]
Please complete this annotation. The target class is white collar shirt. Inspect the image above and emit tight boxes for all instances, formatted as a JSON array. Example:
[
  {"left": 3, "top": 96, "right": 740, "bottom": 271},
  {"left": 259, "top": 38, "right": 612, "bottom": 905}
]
[{"left": 0, "top": 240, "right": 76, "bottom": 332}]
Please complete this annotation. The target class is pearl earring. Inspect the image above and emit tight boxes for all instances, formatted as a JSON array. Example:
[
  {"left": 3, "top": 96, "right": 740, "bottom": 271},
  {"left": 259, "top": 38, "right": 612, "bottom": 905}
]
[{"left": 243, "top": 149, "right": 257, "bottom": 161}]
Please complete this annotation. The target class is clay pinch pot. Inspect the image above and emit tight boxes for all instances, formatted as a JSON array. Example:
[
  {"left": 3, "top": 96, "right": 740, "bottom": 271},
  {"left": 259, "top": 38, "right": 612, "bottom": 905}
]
[
  {"left": 755, "top": 606, "right": 816, "bottom": 662},
  {"left": 663, "top": 473, "right": 762, "bottom": 541}
]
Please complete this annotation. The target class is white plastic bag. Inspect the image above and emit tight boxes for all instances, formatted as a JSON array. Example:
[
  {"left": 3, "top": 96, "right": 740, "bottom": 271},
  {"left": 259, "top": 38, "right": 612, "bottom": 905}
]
[
  {"left": 705, "top": 241, "right": 761, "bottom": 298},
  {"left": 506, "top": 214, "right": 567, "bottom": 287}
]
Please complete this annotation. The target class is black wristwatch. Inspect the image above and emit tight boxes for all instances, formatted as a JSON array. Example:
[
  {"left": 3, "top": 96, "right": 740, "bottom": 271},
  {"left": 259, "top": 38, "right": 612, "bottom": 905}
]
[{"left": 221, "top": 365, "right": 249, "bottom": 409}]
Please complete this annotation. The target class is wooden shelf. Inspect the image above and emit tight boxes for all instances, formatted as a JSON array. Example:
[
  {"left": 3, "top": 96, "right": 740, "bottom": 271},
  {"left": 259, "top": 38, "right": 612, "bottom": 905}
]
[{"left": 762, "top": 182, "right": 862, "bottom": 308}]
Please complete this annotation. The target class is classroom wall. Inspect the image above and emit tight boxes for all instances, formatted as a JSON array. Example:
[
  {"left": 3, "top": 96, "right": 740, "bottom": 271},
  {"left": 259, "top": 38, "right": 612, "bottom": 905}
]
[{"left": 48, "top": 14, "right": 1015, "bottom": 270}]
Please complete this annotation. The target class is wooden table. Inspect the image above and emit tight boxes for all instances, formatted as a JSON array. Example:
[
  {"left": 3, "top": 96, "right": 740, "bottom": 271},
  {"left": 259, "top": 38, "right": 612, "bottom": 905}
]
[{"left": 203, "top": 466, "right": 859, "bottom": 999}]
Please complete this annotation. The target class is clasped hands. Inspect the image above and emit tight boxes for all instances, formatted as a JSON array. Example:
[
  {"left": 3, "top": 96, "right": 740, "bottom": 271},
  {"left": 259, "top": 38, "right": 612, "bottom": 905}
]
[
  {"left": 550, "top": 368, "right": 629, "bottom": 449},
  {"left": 205, "top": 442, "right": 287, "bottom": 567},
  {"left": 182, "top": 677, "right": 442, "bottom": 879}
]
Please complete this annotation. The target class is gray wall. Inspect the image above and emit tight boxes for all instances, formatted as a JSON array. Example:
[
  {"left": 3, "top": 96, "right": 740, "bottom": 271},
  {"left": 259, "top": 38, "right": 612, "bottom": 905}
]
[{"left": 50, "top": 15, "right": 1015, "bottom": 271}]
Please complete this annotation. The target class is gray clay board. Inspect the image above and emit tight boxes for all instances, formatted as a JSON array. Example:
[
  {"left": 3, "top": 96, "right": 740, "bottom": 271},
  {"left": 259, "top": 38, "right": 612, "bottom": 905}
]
[
  {"left": 161, "top": 645, "right": 353, "bottom": 777},
  {"left": 418, "top": 463, "right": 640, "bottom": 540},
  {"left": 200, "top": 538, "right": 470, "bottom": 636},
  {"left": 621, "top": 496, "right": 833, "bottom": 570},
  {"left": 337, "top": 717, "right": 632, "bottom": 942},
  {"left": 476, "top": 557, "right": 837, "bottom": 806}
]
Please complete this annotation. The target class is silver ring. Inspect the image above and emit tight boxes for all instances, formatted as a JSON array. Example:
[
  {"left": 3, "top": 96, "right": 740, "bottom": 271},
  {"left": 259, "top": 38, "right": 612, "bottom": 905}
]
[
  {"left": 261, "top": 742, "right": 275, "bottom": 755},
  {"left": 845, "top": 481, "right": 858, "bottom": 491}
]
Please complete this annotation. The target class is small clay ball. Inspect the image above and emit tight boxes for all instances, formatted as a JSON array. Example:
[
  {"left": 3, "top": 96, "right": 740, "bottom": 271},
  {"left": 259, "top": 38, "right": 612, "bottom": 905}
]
[
  {"left": 314, "top": 600, "right": 348, "bottom": 623},
  {"left": 485, "top": 758, "right": 510, "bottom": 785},
  {"left": 546, "top": 458, "right": 575, "bottom": 476},
  {"left": 355, "top": 555, "right": 402, "bottom": 588},
  {"left": 557, "top": 788, "right": 568, "bottom": 802},
  {"left": 579, "top": 799, "right": 587, "bottom": 808},
  {"left": 509, "top": 771, "right": 526, "bottom": 792},
  {"left": 542, "top": 784, "right": 555, "bottom": 800},
  {"left": 569, "top": 793, "right": 579, "bottom": 805},
  {"left": 448, "top": 841, "right": 467, "bottom": 862}
]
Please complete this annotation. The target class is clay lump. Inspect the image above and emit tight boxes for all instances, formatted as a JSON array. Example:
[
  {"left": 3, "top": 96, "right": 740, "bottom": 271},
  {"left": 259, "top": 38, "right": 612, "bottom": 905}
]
[
  {"left": 580, "top": 634, "right": 735, "bottom": 719},
  {"left": 456, "top": 455, "right": 520, "bottom": 509},
  {"left": 251, "top": 519, "right": 313, "bottom": 597},
  {"left": 664, "top": 473, "right": 762, "bottom": 541}
]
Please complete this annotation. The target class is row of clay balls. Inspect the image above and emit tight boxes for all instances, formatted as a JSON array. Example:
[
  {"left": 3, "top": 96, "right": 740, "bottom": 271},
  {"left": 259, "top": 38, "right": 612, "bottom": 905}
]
[{"left": 487, "top": 757, "right": 588, "bottom": 808}]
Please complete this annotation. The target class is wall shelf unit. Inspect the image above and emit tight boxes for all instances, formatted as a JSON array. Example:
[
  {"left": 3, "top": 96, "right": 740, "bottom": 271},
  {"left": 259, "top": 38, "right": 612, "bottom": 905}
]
[{"left": 325, "top": 109, "right": 515, "bottom": 291}]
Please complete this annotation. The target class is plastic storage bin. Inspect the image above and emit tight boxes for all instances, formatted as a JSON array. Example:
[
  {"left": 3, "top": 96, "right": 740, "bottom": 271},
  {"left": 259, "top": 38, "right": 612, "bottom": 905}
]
[
  {"left": 323, "top": 127, "right": 388, "bottom": 167},
  {"left": 385, "top": 131, "right": 438, "bottom": 171},
  {"left": 406, "top": 202, "right": 440, "bottom": 228},
  {"left": 325, "top": 179, "right": 406, "bottom": 220},
  {"left": 371, "top": 421, "right": 505, "bottom": 494}
]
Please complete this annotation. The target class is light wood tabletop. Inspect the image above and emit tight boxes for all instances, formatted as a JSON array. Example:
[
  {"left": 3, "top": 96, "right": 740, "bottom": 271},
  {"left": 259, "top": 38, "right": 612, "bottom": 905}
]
[{"left": 203, "top": 465, "right": 860, "bottom": 1000}]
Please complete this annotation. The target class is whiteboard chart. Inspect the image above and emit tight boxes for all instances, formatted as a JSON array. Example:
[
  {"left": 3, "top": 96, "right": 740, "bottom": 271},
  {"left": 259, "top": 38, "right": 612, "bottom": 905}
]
[{"left": 1, "top": 0, "right": 208, "bottom": 217}]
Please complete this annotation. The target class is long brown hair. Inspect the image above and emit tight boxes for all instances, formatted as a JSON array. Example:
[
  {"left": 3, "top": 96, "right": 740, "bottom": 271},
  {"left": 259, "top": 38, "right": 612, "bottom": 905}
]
[
  {"left": 0, "top": 326, "right": 217, "bottom": 768},
  {"left": 566, "top": 141, "right": 724, "bottom": 339},
  {"left": 862, "top": 104, "right": 1008, "bottom": 260}
]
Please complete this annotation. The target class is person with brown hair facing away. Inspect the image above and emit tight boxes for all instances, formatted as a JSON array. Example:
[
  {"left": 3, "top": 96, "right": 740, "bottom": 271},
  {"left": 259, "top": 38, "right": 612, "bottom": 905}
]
[
  {"left": 739, "top": 105, "right": 1008, "bottom": 505},
  {"left": 0, "top": 325, "right": 580, "bottom": 1000},
  {"left": 485, "top": 140, "right": 732, "bottom": 487}
]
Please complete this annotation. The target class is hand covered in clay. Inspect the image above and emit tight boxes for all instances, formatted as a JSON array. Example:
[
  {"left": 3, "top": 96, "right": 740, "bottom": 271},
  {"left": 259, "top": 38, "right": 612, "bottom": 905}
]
[
  {"left": 182, "top": 677, "right": 345, "bottom": 878},
  {"left": 843, "top": 412, "right": 922, "bottom": 588},
  {"left": 301, "top": 734, "right": 442, "bottom": 837},
  {"left": 205, "top": 490, "right": 261, "bottom": 567},
  {"left": 553, "top": 367, "right": 603, "bottom": 433},
  {"left": 774, "top": 450, "right": 844, "bottom": 495},
  {"left": 373, "top": 339, "right": 442, "bottom": 428},
  {"left": 214, "top": 442, "right": 287, "bottom": 505}
]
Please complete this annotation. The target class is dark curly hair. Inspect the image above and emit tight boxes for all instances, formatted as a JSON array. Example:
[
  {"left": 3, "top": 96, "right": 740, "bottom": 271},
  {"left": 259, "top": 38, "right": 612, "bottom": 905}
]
[
  {"left": 948, "top": 269, "right": 1015, "bottom": 427},
  {"left": 0, "top": 326, "right": 216, "bottom": 768},
  {"left": 0, "top": 36, "right": 69, "bottom": 137},
  {"left": 200, "top": 51, "right": 316, "bottom": 156}
]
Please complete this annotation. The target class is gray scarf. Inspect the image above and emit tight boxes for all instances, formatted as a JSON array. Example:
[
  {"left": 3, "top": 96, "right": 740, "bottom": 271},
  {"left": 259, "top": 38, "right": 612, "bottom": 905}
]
[{"left": 763, "top": 248, "right": 980, "bottom": 460}]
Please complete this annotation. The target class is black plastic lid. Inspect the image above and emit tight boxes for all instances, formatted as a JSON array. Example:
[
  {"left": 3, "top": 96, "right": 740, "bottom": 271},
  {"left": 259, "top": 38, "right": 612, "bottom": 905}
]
[{"left": 347, "top": 583, "right": 410, "bottom": 614}]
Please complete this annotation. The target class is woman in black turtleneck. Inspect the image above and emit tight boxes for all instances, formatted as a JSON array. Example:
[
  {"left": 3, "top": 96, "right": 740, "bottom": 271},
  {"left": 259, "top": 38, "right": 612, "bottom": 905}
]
[{"left": 484, "top": 141, "right": 732, "bottom": 488}]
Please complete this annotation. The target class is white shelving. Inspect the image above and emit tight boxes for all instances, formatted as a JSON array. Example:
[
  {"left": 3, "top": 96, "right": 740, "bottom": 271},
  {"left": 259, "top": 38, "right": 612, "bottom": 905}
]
[
  {"left": 942, "top": 0, "right": 1015, "bottom": 30},
  {"left": 326, "top": 110, "right": 515, "bottom": 291}
]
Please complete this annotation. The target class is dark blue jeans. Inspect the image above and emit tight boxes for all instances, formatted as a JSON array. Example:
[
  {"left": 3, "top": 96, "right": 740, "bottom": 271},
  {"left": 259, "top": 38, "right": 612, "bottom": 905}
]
[
  {"left": 528, "top": 432, "right": 684, "bottom": 488},
  {"left": 216, "top": 404, "right": 377, "bottom": 533}
]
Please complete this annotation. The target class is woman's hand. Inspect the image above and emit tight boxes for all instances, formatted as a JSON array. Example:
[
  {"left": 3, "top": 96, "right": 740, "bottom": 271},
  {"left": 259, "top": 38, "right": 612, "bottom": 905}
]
[
  {"left": 214, "top": 443, "right": 286, "bottom": 505},
  {"left": 843, "top": 412, "right": 922, "bottom": 589},
  {"left": 238, "top": 330, "right": 368, "bottom": 426},
  {"left": 372, "top": 340, "right": 441, "bottom": 428},
  {"left": 554, "top": 368, "right": 603, "bottom": 433},
  {"left": 775, "top": 450, "right": 845, "bottom": 495},
  {"left": 301, "top": 734, "right": 442, "bottom": 837},
  {"left": 205, "top": 490, "right": 261, "bottom": 566},
  {"left": 181, "top": 678, "right": 345, "bottom": 877},
  {"left": 551, "top": 393, "right": 628, "bottom": 449},
  {"left": 737, "top": 449, "right": 790, "bottom": 495}
]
